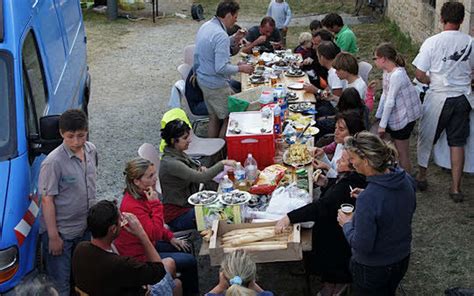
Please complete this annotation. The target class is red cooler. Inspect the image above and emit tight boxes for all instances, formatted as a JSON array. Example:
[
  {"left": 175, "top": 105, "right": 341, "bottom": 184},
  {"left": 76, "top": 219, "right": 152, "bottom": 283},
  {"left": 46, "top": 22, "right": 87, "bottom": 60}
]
[{"left": 226, "top": 111, "right": 275, "bottom": 170}]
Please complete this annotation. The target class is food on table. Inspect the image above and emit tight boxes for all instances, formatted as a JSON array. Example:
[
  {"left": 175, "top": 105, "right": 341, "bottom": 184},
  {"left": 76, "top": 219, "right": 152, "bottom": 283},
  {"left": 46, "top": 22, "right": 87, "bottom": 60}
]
[
  {"left": 188, "top": 190, "right": 219, "bottom": 205},
  {"left": 220, "top": 190, "right": 251, "bottom": 205},
  {"left": 249, "top": 164, "right": 287, "bottom": 195},
  {"left": 286, "top": 68, "right": 304, "bottom": 77},
  {"left": 201, "top": 229, "right": 213, "bottom": 242},
  {"left": 313, "top": 169, "right": 323, "bottom": 182},
  {"left": 219, "top": 225, "right": 292, "bottom": 252},
  {"left": 284, "top": 143, "right": 312, "bottom": 166},
  {"left": 288, "top": 102, "right": 312, "bottom": 112}
]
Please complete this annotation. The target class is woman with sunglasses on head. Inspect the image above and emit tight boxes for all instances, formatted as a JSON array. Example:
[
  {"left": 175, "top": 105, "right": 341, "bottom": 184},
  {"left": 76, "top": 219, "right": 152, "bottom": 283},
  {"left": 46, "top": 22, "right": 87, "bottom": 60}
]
[
  {"left": 159, "top": 119, "right": 236, "bottom": 232},
  {"left": 337, "top": 131, "right": 416, "bottom": 296},
  {"left": 373, "top": 43, "right": 422, "bottom": 173},
  {"left": 275, "top": 147, "right": 366, "bottom": 296},
  {"left": 114, "top": 157, "right": 198, "bottom": 295}
]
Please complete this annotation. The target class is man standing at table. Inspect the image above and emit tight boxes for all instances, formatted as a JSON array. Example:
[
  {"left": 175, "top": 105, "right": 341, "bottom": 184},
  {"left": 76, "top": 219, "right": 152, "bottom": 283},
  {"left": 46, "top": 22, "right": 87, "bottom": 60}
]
[
  {"left": 413, "top": 1, "right": 473, "bottom": 202},
  {"left": 194, "top": 0, "right": 254, "bottom": 138}
]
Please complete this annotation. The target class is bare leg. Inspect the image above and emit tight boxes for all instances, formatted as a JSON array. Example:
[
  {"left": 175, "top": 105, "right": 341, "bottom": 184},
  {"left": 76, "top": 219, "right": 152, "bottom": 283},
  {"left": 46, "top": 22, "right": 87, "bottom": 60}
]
[
  {"left": 173, "top": 279, "right": 183, "bottom": 296},
  {"left": 218, "top": 117, "right": 229, "bottom": 139},
  {"left": 450, "top": 146, "right": 464, "bottom": 193},
  {"left": 207, "top": 114, "right": 221, "bottom": 138},
  {"left": 394, "top": 139, "right": 412, "bottom": 173},
  {"left": 417, "top": 165, "right": 427, "bottom": 181}
]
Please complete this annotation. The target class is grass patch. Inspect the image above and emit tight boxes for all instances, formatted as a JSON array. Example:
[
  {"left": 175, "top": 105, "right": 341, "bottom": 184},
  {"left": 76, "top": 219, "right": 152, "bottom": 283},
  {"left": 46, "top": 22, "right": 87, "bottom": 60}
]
[{"left": 198, "top": 0, "right": 354, "bottom": 19}]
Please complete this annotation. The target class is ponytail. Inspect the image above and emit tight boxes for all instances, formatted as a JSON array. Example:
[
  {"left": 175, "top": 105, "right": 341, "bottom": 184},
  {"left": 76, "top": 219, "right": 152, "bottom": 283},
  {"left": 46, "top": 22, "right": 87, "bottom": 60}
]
[
  {"left": 394, "top": 54, "right": 405, "bottom": 67},
  {"left": 375, "top": 43, "right": 405, "bottom": 67}
]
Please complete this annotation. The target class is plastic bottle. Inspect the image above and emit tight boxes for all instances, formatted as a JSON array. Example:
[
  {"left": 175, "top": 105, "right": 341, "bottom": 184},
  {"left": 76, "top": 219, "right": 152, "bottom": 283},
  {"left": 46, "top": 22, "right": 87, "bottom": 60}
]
[
  {"left": 273, "top": 104, "right": 282, "bottom": 135},
  {"left": 234, "top": 162, "right": 246, "bottom": 182},
  {"left": 221, "top": 175, "right": 234, "bottom": 193},
  {"left": 244, "top": 154, "right": 258, "bottom": 184}
]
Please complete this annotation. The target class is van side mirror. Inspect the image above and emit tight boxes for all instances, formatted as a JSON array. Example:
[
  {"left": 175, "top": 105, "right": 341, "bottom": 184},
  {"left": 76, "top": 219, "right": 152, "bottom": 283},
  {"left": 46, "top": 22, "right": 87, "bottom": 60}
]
[{"left": 30, "top": 115, "right": 63, "bottom": 156}]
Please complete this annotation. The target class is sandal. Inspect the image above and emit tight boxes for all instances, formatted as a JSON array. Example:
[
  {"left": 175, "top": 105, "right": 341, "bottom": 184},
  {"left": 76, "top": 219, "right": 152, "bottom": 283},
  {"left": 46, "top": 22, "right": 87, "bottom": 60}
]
[
  {"left": 449, "top": 192, "right": 464, "bottom": 203},
  {"left": 416, "top": 179, "right": 428, "bottom": 191}
]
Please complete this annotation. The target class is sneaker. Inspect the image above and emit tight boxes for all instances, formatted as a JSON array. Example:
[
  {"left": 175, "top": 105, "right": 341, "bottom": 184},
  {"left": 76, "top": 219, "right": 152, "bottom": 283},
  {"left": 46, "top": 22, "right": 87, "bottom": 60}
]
[{"left": 449, "top": 192, "right": 464, "bottom": 203}]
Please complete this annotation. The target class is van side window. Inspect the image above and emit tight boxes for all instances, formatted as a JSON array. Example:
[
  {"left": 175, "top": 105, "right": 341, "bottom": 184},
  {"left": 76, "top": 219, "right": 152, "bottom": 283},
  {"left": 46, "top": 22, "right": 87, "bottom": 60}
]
[{"left": 22, "top": 31, "right": 48, "bottom": 137}]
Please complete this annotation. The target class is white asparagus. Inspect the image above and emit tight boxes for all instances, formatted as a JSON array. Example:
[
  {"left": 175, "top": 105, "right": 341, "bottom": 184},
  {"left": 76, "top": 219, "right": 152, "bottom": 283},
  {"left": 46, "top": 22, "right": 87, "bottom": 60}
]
[
  {"left": 222, "top": 226, "right": 276, "bottom": 237},
  {"left": 221, "top": 240, "right": 289, "bottom": 248},
  {"left": 223, "top": 243, "right": 287, "bottom": 253}
]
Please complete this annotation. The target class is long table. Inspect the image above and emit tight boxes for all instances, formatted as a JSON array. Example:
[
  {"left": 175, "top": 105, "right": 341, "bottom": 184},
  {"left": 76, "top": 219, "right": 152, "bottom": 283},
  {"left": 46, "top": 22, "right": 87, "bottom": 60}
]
[{"left": 241, "top": 72, "right": 317, "bottom": 103}]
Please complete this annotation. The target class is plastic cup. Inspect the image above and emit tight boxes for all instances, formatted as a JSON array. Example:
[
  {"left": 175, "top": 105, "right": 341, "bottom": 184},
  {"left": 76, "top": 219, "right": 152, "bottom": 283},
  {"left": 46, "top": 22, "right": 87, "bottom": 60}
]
[{"left": 340, "top": 203, "right": 354, "bottom": 215}]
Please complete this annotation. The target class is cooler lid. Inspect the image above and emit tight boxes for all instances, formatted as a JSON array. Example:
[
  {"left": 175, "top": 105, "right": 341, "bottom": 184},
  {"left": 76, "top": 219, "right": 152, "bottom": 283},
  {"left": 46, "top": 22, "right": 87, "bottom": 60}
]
[{"left": 226, "top": 111, "right": 274, "bottom": 137}]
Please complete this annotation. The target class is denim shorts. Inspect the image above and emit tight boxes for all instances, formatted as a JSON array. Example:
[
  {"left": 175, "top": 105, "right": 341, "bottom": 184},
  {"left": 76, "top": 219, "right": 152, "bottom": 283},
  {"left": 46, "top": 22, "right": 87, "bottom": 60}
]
[{"left": 434, "top": 95, "right": 472, "bottom": 147}]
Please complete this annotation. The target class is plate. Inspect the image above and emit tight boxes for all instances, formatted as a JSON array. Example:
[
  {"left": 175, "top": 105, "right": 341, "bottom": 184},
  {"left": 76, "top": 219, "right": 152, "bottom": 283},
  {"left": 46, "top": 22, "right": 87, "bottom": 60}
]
[
  {"left": 283, "top": 149, "right": 312, "bottom": 167},
  {"left": 287, "top": 82, "right": 304, "bottom": 90},
  {"left": 304, "top": 126, "right": 320, "bottom": 136},
  {"left": 289, "top": 102, "right": 312, "bottom": 113},
  {"left": 188, "top": 190, "right": 219, "bottom": 205},
  {"left": 219, "top": 190, "right": 252, "bottom": 205},
  {"left": 285, "top": 71, "right": 305, "bottom": 78}
]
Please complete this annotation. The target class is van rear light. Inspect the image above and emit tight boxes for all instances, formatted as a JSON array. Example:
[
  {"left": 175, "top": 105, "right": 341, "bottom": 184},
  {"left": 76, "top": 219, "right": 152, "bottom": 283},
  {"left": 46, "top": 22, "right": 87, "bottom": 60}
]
[{"left": 0, "top": 247, "right": 19, "bottom": 283}]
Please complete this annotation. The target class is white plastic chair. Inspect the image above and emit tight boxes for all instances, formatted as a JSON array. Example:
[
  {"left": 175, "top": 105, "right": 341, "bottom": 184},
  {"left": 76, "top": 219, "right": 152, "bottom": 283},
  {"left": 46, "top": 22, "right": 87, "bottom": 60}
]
[
  {"left": 138, "top": 143, "right": 162, "bottom": 194},
  {"left": 185, "top": 131, "right": 226, "bottom": 158},
  {"left": 358, "top": 61, "right": 373, "bottom": 85},
  {"left": 184, "top": 44, "right": 195, "bottom": 65},
  {"left": 177, "top": 63, "right": 192, "bottom": 80}
]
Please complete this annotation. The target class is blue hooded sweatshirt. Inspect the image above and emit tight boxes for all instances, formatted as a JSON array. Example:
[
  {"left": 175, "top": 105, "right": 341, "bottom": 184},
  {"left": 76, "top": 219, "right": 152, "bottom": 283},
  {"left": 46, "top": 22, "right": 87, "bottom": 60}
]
[{"left": 343, "top": 167, "right": 416, "bottom": 266}]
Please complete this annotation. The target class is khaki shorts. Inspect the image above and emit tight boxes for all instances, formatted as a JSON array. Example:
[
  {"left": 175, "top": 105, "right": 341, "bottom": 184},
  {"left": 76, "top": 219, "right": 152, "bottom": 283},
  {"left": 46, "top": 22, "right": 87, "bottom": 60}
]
[{"left": 200, "top": 84, "right": 234, "bottom": 120}]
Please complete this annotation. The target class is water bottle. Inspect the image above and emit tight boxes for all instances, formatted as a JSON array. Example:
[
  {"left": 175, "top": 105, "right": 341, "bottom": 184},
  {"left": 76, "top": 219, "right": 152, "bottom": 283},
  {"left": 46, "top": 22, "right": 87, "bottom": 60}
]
[
  {"left": 244, "top": 154, "right": 258, "bottom": 184},
  {"left": 221, "top": 175, "right": 234, "bottom": 193},
  {"left": 234, "top": 162, "right": 246, "bottom": 182},
  {"left": 273, "top": 104, "right": 281, "bottom": 135}
]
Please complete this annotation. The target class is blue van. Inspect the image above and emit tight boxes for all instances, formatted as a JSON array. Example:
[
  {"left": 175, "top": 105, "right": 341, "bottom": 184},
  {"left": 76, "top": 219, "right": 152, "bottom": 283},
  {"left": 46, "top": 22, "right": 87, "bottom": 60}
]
[{"left": 0, "top": 0, "right": 90, "bottom": 292}]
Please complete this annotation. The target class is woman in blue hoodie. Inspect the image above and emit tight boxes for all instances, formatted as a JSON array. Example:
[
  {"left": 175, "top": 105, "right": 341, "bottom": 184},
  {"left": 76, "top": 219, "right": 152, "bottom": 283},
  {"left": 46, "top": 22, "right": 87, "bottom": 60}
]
[{"left": 337, "top": 131, "right": 416, "bottom": 296}]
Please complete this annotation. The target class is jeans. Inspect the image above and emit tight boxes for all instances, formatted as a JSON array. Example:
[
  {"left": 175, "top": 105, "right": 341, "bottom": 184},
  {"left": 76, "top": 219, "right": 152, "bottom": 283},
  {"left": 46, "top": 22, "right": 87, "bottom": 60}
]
[
  {"left": 167, "top": 208, "right": 196, "bottom": 231},
  {"left": 41, "top": 231, "right": 91, "bottom": 296},
  {"left": 156, "top": 241, "right": 199, "bottom": 295},
  {"left": 350, "top": 255, "right": 410, "bottom": 296}
]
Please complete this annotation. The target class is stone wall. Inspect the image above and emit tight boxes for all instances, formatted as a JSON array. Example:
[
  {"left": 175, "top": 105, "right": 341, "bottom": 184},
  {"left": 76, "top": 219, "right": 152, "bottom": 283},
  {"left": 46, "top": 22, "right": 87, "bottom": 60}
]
[{"left": 387, "top": 0, "right": 473, "bottom": 44}]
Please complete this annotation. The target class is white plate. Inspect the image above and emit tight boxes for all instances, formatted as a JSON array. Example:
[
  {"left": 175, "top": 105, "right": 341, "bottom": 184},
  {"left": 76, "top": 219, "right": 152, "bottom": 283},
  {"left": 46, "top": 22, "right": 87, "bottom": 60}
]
[
  {"left": 287, "top": 83, "right": 304, "bottom": 90},
  {"left": 187, "top": 190, "right": 219, "bottom": 205},
  {"left": 219, "top": 190, "right": 252, "bottom": 205}
]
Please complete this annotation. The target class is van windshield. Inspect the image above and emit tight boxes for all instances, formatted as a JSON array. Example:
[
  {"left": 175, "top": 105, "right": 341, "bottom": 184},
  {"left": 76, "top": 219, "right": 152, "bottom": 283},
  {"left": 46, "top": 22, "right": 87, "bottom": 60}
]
[{"left": 0, "top": 52, "right": 17, "bottom": 160}]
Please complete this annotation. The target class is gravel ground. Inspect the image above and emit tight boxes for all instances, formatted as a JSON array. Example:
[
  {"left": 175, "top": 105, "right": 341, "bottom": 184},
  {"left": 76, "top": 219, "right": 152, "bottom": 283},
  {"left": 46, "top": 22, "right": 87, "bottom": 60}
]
[
  {"left": 84, "top": 12, "right": 323, "bottom": 295},
  {"left": 83, "top": 10, "right": 474, "bottom": 295}
]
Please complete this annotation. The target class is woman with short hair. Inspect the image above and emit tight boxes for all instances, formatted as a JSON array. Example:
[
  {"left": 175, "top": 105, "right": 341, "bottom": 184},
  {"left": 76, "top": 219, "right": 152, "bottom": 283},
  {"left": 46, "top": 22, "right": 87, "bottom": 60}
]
[{"left": 338, "top": 131, "right": 416, "bottom": 296}]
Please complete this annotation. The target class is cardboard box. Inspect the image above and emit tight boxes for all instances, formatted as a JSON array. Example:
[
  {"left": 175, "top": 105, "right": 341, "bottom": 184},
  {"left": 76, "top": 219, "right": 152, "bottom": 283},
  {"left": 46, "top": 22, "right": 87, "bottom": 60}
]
[
  {"left": 208, "top": 220, "right": 302, "bottom": 266},
  {"left": 194, "top": 204, "right": 243, "bottom": 231}
]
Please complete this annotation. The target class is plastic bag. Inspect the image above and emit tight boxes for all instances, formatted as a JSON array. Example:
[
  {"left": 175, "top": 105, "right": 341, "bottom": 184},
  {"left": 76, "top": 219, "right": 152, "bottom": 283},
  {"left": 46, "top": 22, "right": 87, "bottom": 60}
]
[
  {"left": 249, "top": 164, "right": 287, "bottom": 195},
  {"left": 265, "top": 183, "right": 312, "bottom": 215}
]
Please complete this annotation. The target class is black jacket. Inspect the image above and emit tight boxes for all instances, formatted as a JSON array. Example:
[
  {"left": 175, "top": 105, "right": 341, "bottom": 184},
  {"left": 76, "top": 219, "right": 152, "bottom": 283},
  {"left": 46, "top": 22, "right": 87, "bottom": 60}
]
[{"left": 287, "top": 171, "right": 367, "bottom": 282}]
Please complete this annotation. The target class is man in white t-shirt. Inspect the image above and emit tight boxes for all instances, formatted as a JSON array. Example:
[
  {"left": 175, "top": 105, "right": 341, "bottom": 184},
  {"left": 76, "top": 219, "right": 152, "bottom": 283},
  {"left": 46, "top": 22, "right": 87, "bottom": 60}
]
[{"left": 413, "top": 2, "right": 474, "bottom": 202}]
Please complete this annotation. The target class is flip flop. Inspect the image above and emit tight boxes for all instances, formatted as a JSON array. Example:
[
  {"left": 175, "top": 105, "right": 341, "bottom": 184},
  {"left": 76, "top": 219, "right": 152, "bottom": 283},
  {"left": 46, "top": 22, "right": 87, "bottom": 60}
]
[{"left": 449, "top": 192, "right": 464, "bottom": 203}]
